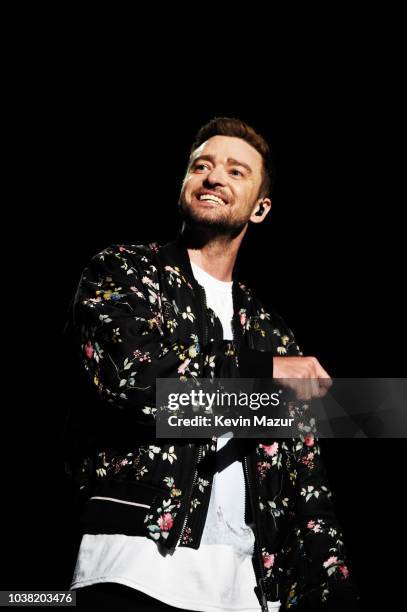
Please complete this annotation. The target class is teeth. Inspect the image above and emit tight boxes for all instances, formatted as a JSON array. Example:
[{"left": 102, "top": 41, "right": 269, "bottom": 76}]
[{"left": 198, "top": 194, "right": 225, "bottom": 206}]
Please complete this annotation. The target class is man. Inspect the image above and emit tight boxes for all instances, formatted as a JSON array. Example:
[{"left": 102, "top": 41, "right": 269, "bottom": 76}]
[{"left": 66, "top": 118, "right": 360, "bottom": 611}]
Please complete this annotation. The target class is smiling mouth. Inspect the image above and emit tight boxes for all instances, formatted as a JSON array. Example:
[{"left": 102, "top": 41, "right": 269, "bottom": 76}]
[{"left": 196, "top": 194, "right": 227, "bottom": 206}]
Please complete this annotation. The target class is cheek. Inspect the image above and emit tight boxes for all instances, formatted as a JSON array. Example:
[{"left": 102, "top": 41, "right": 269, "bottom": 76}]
[
  {"left": 243, "top": 184, "right": 257, "bottom": 205},
  {"left": 234, "top": 185, "right": 252, "bottom": 206},
  {"left": 182, "top": 175, "right": 197, "bottom": 196}
]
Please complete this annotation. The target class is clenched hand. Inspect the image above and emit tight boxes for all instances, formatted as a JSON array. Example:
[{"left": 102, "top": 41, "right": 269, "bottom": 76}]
[{"left": 273, "top": 356, "right": 332, "bottom": 400}]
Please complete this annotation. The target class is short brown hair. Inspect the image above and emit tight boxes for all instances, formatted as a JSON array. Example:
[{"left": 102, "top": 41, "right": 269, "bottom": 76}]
[{"left": 190, "top": 117, "right": 275, "bottom": 198}]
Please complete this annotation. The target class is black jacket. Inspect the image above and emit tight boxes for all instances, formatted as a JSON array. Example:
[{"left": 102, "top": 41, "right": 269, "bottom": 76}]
[{"left": 66, "top": 239, "right": 360, "bottom": 611}]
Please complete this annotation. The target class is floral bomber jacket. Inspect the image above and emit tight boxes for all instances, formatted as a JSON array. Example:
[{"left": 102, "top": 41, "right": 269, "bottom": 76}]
[{"left": 65, "top": 238, "right": 360, "bottom": 611}]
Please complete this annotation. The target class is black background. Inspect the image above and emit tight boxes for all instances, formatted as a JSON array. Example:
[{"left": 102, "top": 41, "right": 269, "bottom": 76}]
[{"left": 5, "top": 31, "right": 405, "bottom": 612}]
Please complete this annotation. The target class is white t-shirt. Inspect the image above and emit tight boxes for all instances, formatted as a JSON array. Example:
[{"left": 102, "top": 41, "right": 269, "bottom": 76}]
[{"left": 70, "top": 260, "right": 280, "bottom": 611}]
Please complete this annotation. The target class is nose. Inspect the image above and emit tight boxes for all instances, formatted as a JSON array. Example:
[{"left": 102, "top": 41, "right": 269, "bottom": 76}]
[{"left": 205, "top": 164, "right": 227, "bottom": 187}]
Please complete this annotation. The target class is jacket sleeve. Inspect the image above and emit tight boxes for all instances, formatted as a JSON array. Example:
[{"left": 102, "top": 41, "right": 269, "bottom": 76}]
[
  {"left": 237, "top": 306, "right": 301, "bottom": 378},
  {"left": 291, "top": 407, "right": 358, "bottom": 612},
  {"left": 72, "top": 245, "right": 203, "bottom": 427},
  {"left": 238, "top": 344, "right": 275, "bottom": 378},
  {"left": 279, "top": 328, "right": 360, "bottom": 609},
  {"left": 284, "top": 432, "right": 360, "bottom": 610}
]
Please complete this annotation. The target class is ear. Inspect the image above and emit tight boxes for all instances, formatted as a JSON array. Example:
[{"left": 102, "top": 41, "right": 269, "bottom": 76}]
[{"left": 250, "top": 197, "right": 272, "bottom": 224}]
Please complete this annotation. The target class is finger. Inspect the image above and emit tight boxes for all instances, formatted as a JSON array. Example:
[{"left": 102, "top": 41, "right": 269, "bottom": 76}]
[
  {"left": 319, "top": 373, "right": 334, "bottom": 398},
  {"left": 312, "top": 378, "right": 323, "bottom": 399},
  {"left": 317, "top": 382, "right": 329, "bottom": 398},
  {"left": 296, "top": 379, "right": 313, "bottom": 401},
  {"left": 316, "top": 363, "right": 332, "bottom": 383}
]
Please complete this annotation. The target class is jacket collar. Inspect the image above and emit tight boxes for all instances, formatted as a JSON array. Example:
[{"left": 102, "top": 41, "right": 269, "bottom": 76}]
[{"left": 160, "top": 233, "right": 241, "bottom": 283}]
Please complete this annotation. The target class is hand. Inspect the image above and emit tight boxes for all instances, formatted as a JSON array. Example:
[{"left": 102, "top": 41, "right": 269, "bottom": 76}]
[{"left": 273, "top": 356, "right": 332, "bottom": 400}]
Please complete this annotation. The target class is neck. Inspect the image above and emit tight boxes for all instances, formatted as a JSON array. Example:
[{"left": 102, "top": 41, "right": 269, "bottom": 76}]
[{"left": 179, "top": 222, "right": 247, "bottom": 281}]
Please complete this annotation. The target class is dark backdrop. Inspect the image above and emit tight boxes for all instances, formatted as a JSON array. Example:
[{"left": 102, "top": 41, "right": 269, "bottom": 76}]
[{"left": 5, "top": 47, "right": 404, "bottom": 612}]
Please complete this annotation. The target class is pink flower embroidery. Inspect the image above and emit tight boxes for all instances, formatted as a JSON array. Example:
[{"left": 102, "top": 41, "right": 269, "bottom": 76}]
[
  {"left": 130, "top": 286, "right": 144, "bottom": 298},
  {"left": 240, "top": 312, "right": 247, "bottom": 326},
  {"left": 85, "top": 342, "right": 94, "bottom": 359},
  {"left": 323, "top": 556, "right": 338, "bottom": 568},
  {"left": 178, "top": 359, "right": 191, "bottom": 374},
  {"left": 304, "top": 433, "right": 314, "bottom": 447},
  {"left": 263, "top": 552, "right": 275, "bottom": 569},
  {"left": 307, "top": 520, "right": 315, "bottom": 529},
  {"left": 114, "top": 458, "right": 129, "bottom": 473},
  {"left": 261, "top": 442, "right": 279, "bottom": 456},
  {"left": 158, "top": 513, "right": 173, "bottom": 532},
  {"left": 339, "top": 565, "right": 349, "bottom": 578}
]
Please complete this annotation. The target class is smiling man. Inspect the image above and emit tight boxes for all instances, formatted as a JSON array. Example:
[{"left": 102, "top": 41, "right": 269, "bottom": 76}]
[{"left": 67, "top": 118, "right": 360, "bottom": 611}]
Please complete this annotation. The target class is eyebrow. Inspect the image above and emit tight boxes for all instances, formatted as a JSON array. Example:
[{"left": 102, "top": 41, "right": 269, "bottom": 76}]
[{"left": 190, "top": 154, "right": 253, "bottom": 174}]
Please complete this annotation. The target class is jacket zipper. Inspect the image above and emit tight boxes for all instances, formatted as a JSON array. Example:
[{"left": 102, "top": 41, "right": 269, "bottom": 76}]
[
  {"left": 199, "top": 284, "right": 209, "bottom": 346},
  {"left": 174, "top": 282, "right": 208, "bottom": 547},
  {"left": 243, "top": 454, "right": 269, "bottom": 612},
  {"left": 175, "top": 443, "right": 203, "bottom": 547}
]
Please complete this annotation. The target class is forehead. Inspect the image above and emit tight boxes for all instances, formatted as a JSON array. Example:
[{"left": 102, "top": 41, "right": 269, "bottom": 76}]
[{"left": 192, "top": 135, "right": 263, "bottom": 171}]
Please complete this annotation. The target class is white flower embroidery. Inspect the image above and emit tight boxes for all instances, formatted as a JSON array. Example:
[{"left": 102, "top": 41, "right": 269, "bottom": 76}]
[
  {"left": 181, "top": 306, "right": 195, "bottom": 322},
  {"left": 162, "top": 446, "right": 177, "bottom": 464}
]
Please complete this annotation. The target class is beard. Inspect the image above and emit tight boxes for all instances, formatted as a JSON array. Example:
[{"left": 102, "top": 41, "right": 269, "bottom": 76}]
[{"left": 178, "top": 196, "right": 247, "bottom": 241}]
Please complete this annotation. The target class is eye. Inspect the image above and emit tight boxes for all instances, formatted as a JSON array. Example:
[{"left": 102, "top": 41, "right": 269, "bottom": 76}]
[
  {"left": 193, "top": 163, "right": 209, "bottom": 172},
  {"left": 230, "top": 168, "right": 243, "bottom": 177}
]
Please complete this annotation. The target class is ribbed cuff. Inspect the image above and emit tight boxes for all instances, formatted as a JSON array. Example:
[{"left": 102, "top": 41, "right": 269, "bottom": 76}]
[{"left": 238, "top": 345, "right": 274, "bottom": 378}]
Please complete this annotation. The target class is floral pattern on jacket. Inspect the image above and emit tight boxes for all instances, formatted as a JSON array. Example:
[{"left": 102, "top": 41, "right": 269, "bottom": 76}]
[{"left": 66, "top": 240, "right": 359, "bottom": 610}]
